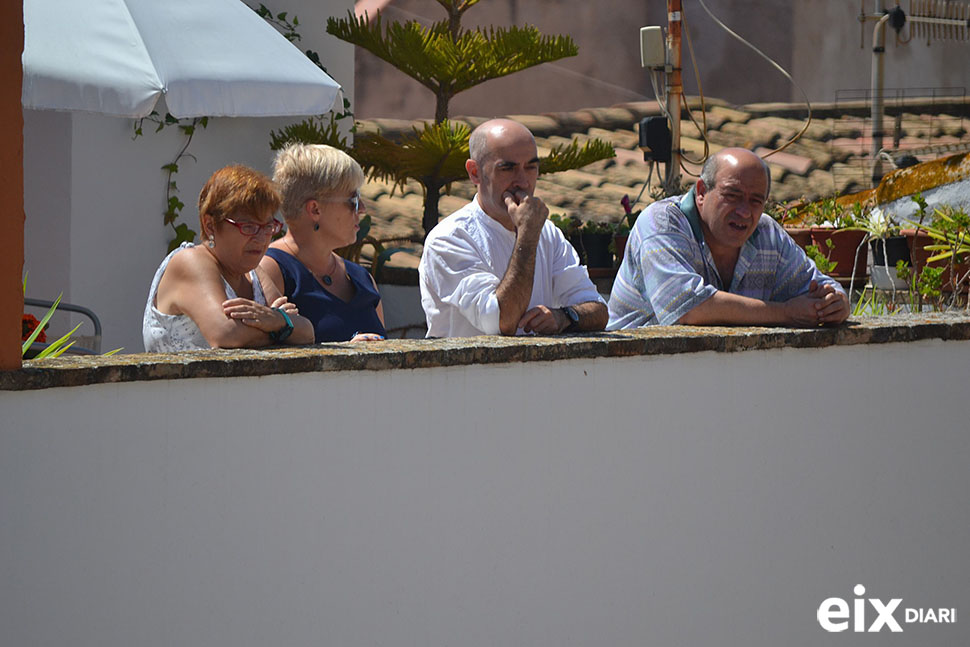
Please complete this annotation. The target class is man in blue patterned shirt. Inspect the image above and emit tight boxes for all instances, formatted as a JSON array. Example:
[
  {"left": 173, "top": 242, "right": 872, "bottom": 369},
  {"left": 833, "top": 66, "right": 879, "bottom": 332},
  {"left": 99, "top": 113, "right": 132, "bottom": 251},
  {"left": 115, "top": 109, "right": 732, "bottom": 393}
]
[{"left": 608, "top": 148, "right": 849, "bottom": 328}]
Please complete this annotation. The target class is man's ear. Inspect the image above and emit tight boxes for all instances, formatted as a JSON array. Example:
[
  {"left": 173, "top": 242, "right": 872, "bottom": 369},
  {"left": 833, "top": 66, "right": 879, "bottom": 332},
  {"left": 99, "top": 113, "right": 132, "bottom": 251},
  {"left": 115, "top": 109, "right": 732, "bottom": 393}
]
[
  {"left": 465, "top": 158, "right": 480, "bottom": 186},
  {"left": 694, "top": 179, "right": 708, "bottom": 207}
]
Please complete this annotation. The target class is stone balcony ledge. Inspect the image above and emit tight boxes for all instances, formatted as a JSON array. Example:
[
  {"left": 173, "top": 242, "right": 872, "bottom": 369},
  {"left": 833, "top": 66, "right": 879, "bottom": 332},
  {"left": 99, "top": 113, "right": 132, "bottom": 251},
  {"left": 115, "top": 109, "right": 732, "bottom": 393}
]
[{"left": 4, "top": 313, "right": 970, "bottom": 391}]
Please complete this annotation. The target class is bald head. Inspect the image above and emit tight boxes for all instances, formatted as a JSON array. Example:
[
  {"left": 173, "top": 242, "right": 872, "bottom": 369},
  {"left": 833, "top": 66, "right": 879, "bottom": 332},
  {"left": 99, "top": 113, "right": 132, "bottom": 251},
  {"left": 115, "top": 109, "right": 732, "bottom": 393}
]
[
  {"left": 699, "top": 148, "right": 771, "bottom": 197},
  {"left": 469, "top": 119, "right": 536, "bottom": 165}
]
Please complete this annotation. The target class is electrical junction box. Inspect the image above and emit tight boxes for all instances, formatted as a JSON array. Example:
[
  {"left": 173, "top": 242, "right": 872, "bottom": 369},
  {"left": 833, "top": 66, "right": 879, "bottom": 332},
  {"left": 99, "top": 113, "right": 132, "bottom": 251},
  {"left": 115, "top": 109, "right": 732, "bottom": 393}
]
[{"left": 640, "top": 26, "right": 665, "bottom": 69}]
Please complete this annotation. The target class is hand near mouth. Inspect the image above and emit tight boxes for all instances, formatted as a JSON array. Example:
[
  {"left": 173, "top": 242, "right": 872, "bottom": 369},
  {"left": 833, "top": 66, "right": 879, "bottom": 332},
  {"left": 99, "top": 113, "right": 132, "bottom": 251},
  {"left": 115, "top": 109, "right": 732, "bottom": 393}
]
[{"left": 503, "top": 189, "right": 548, "bottom": 238}]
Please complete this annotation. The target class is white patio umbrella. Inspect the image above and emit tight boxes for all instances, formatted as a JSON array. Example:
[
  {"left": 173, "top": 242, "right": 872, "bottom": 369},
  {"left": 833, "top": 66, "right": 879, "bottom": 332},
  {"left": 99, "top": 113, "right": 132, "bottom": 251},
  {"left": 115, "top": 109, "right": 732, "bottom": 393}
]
[{"left": 22, "top": 0, "right": 342, "bottom": 118}]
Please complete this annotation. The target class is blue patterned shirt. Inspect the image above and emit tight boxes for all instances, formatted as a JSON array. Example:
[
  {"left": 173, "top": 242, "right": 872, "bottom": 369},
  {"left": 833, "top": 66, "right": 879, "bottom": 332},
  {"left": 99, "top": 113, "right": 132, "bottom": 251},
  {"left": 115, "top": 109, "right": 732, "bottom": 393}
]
[{"left": 607, "top": 189, "right": 844, "bottom": 328}]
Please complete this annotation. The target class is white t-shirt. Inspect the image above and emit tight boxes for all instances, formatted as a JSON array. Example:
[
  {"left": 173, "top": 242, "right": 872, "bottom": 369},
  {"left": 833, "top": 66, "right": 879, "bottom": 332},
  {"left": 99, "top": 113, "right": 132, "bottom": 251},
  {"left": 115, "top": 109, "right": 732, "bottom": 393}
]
[{"left": 419, "top": 196, "right": 604, "bottom": 338}]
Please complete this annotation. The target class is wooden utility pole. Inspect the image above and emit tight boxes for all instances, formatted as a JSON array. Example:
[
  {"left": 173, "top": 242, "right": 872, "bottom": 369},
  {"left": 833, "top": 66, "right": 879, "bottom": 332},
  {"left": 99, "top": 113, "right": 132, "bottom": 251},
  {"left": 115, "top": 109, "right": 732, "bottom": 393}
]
[{"left": 665, "top": 0, "right": 682, "bottom": 194}]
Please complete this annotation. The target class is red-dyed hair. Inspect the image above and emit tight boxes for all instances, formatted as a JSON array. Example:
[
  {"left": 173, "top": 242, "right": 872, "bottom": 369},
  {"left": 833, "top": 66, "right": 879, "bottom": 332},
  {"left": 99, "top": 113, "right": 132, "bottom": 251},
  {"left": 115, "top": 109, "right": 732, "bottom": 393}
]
[{"left": 197, "top": 165, "right": 281, "bottom": 235}]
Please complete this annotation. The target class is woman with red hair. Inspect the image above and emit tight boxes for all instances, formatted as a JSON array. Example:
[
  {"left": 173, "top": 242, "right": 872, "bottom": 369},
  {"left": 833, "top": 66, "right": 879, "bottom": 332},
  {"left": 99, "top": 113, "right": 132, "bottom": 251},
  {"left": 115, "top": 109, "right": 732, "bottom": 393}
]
[{"left": 143, "top": 165, "right": 313, "bottom": 351}]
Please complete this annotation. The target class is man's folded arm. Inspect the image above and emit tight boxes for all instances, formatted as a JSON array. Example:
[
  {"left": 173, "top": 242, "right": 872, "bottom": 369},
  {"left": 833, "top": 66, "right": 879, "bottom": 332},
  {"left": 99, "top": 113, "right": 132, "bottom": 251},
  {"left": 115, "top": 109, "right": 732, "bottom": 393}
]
[{"left": 423, "top": 237, "right": 504, "bottom": 335}]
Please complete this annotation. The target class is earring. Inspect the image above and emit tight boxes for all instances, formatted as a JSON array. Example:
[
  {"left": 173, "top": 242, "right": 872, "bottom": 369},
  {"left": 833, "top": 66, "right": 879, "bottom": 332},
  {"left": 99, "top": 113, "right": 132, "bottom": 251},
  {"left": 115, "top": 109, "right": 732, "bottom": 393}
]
[
  {"left": 313, "top": 222, "right": 320, "bottom": 231},
  {"left": 207, "top": 235, "right": 216, "bottom": 249}
]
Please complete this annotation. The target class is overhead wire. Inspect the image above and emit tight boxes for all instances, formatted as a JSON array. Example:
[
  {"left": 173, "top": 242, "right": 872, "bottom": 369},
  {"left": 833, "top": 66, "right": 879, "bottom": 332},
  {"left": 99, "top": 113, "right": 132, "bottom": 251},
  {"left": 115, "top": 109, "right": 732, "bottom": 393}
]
[
  {"left": 696, "top": 0, "right": 814, "bottom": 158},
  {"left": 678, "top": 6, "right": 710, "bottom": 172}
]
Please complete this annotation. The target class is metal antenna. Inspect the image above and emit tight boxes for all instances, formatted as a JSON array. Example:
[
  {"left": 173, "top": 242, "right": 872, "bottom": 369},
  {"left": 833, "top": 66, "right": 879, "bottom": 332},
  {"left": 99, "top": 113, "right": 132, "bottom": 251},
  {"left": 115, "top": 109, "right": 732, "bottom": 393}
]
[
  {"left": 860, "top": 0, "right": 970, "bottom": 186},
  {"left": 909, "top": 0, "right": 970, "bottom": 42}
]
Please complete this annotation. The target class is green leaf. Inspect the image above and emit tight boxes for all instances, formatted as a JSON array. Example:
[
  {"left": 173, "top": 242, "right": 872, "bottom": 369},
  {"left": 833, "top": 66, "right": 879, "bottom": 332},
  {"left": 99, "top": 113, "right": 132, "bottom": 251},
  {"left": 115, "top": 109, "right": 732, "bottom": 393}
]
[
  {"left": 22, "top": 293, "right": 62, "bottom": 355},
  {"left": 352, "top": 120, "right": 470, "bottom": 191},
  {"left": 33, "top": 323, "right": 82, "bottom": 359},
  {"left": 161, "top": 163, "right": 179, "bottom": 173},
  {"left": 168, "top": 223, "right": 197, "bottom": 253},
  {"left": 539, "top": 138, "right": 615, "bottom": 175},
  {"left": 327, "top": 13, "right": 578, "bottom": 98},
  {"left": 269, "top": 114, "right": 349, "bottom": 151},
  {"left": 276, "top": 11, "right": 287, "bottom": 20},
  {"left": 374, "top": 246, "right": 409, "bottom": 278}
]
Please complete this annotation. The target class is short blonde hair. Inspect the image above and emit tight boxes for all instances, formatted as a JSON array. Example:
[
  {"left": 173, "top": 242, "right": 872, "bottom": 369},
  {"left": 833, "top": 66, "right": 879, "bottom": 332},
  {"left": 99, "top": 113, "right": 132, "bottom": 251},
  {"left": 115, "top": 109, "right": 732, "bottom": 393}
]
[
  {"left": 273, "top": 143, "right": 365, "bottom": 222},
  {"left": 198, "top": 165, "right": 281, "bottom": 234}
]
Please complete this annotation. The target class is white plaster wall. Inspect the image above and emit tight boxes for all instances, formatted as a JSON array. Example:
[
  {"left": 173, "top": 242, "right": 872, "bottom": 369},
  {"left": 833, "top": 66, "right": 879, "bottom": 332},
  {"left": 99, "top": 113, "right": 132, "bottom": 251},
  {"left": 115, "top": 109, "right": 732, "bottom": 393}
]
[
  {"left": 22, "top": 0, "right": 355, "bottom": 354},
  {"left": 2, "top": 341, "right": 968, "bottom": 646},
  {"left": 378, "top": 283, "right": 426, "bottom": 337}
]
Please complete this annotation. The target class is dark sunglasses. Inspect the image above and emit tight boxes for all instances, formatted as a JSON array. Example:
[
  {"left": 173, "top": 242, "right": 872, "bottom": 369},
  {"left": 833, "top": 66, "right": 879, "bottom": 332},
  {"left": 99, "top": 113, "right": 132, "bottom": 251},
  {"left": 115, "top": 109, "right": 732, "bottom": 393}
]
[{"left": 321, "top": 191, "right": 363, "bottom": 214}]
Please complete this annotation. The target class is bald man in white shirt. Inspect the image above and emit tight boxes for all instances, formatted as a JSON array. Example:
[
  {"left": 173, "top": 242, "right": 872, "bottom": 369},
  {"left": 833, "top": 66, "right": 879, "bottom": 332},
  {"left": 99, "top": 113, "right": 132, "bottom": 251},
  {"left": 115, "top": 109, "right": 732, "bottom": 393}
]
[{"left": 419, "top": 119, "right": 608, "bottom": 338}]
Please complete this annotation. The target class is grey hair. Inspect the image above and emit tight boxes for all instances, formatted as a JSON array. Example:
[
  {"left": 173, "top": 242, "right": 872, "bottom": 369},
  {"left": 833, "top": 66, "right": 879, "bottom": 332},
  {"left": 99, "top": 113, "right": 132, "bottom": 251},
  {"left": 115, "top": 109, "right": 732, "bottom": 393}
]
[
  {"left": 272, "top": 143, "right": 364, "bottom": 222},
  {"left": 699, "top": 150, "right": 771, "bottom": 196},
  {"left": 468, "top": 123, "right": 492, "bottom": 164}
]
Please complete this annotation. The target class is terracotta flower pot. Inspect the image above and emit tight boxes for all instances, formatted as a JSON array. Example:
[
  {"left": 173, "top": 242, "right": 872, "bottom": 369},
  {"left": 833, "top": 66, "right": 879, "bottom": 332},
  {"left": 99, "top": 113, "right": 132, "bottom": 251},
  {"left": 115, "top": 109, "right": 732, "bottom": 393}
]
[
  {"left": 902, "top": 228, "right": 969, "bottom": 292},
  {"left": 810, "top": 228, "right": 868, "bottom": 278},
  {"left": 783, "top": 226, "right": 812, "bottom": 250},
  {"left": 613, "top": 233, "right": 629, "bottom": 265}
]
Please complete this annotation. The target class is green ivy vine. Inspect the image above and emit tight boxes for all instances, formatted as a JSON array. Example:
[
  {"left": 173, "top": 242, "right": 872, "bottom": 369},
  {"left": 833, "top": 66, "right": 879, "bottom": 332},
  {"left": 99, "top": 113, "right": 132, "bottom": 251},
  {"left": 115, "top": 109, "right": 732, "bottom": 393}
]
[{"left": 132, "top": 3, "right": 351, "bottom": 253}]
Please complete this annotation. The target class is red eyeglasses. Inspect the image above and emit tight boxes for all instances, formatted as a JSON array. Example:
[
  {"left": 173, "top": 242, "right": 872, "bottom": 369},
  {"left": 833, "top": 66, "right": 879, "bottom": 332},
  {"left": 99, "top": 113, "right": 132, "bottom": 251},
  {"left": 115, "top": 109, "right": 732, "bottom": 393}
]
[{"left": 223, "top": 217, "right": 283, "bottom": 236}]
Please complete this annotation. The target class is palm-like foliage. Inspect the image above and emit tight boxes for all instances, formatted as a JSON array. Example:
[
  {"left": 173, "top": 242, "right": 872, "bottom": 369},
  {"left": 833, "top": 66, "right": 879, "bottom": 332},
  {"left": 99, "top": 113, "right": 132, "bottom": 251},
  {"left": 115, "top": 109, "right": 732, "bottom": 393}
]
[
  {"left": 327, "top": 12, "right": 577, "bottom": 122},
  {"left": 354, "top": 121, "right": 471, "bottom": 190},
  {"left": 313, "top": 0, "right": 615, "bottom": 238},
  {"left": 539, "top": 139, "right": 616, "bottom": 175}
]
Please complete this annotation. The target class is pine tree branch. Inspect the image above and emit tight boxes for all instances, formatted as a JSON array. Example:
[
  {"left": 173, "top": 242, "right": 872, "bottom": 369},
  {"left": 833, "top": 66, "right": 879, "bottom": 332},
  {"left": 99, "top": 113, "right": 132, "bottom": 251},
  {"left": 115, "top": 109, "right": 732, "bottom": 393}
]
[
  {"left": 539, "top": 138, "right": 616, "bottom": 175},
  {"left": 352, "top": 121, "right": 471, "bottom": 191},
  {"left": 327, "top": 13, "right": 578, "bottom": 98}
]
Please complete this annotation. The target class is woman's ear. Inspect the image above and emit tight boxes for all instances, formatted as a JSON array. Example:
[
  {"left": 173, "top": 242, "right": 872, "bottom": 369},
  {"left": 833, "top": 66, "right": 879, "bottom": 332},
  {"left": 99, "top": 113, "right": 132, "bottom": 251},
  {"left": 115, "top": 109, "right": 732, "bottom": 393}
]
[
  {"left": 304, "top": 198, "right": 321, "bottom": 218},
  {"left": 201, "top": 214, "right": 215, "bottom": 239}
]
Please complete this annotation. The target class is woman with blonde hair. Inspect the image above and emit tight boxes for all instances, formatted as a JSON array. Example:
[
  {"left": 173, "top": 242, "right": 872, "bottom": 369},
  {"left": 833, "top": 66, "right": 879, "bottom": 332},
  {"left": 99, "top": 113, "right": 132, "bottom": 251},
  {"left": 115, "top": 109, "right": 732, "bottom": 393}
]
[
  {"left": 260, "top": 143, "right": 386, "bottom": 342},
  {"left": 143, "top": 164, "right": 313, "bottom": 351}
]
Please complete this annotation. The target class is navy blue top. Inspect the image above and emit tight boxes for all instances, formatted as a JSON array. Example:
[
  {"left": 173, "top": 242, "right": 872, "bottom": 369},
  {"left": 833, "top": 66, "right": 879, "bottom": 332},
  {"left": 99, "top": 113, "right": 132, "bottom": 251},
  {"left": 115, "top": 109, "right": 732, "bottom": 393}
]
[{"left": 265, "top": 248, "right": 386, "bottom": 342}]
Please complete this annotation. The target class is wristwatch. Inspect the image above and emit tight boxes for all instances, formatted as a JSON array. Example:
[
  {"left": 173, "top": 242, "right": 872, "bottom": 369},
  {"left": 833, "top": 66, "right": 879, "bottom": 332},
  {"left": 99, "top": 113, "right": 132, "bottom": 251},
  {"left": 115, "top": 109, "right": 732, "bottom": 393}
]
[
  {"left": 560, "top": 306, "right": 580, "bottom": 332},
  {"left": 269, "top": 307, "right": 294, "bottom": 343}
]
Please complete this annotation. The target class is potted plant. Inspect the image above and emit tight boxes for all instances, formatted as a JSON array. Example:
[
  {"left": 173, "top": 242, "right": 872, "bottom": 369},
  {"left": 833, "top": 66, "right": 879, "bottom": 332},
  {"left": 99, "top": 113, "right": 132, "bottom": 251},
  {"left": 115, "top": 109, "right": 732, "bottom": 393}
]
[
  {"left": 578, "top": 219, "right": 615, "bottom": 270},
  {"left": 613, "top": 195, "right": 641, "bottom": 264},
  {"left": 772, "top": 199, "right": 812, "bottom": 250},
  {"left": 550, "top": 213, "right": 582, "bottom": 258},
  {"left": 860, "top": 210, "right": 910, "bottom": 290},
  {"left": 806, "top": 197, "right": 867, "bottom": 281},
  {"left": 910, "top": 204, "right": 970, "bottom": 298},
  {"left": 900, "top": 193, "right": 934, "bottom": 279}
]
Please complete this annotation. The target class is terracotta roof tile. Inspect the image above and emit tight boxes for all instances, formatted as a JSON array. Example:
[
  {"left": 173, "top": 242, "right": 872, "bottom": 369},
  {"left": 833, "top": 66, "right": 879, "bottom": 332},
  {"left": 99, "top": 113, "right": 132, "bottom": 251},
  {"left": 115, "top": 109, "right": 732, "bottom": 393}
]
[
  {"left": 707, "top": 105, "right": 752, "bottom": 126},
  {"left": 354, "top": 96, "right": 970, "bottom": 269},
  {"left": 613, "top": 148, "right": 648, "bottom": 166},
  {"left": 544, "top": 169, "right": 604, "bottom": 191},
  {"left": 587, "top": 127, "right": 639, "bottom": 150},
  {"left": 717, "top": 122, "right": 779, "bottom": 149},
  {"left": 576, "top": 107, "right": 638, "bottom": 130},
  {"left": 542, "top": 110, "right": 597, "bottom": 133},
  {"left": 766, "top": 163, "right": 790, "bottom": 185},
  {"left": 503, "top": 115, "right": 561, "bottom": 137}
]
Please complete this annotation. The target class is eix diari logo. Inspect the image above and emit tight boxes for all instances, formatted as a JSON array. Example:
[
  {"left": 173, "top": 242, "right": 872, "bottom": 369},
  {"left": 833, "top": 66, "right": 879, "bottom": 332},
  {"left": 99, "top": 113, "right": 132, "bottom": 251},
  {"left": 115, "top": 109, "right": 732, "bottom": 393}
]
[{"left": 817, "top": 584, "right": 957, "bottom": 633}]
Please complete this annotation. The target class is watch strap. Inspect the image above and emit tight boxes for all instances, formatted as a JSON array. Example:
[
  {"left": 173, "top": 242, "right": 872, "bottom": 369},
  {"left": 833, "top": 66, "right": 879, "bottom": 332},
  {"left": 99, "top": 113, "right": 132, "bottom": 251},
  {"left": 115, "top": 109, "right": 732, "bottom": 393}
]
[{"left": 269, "top": 307, "right": 294, "bottom": 343}]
